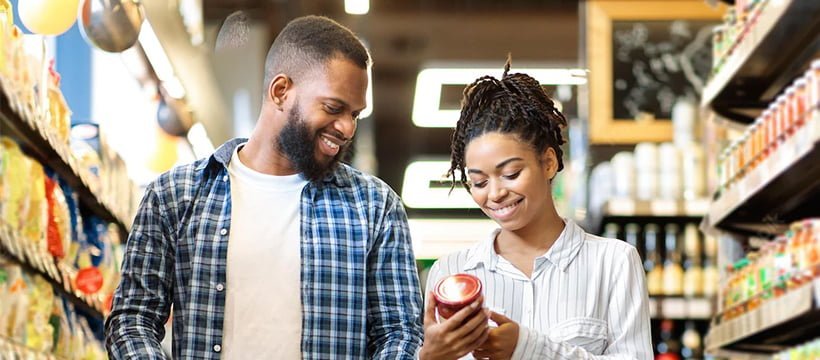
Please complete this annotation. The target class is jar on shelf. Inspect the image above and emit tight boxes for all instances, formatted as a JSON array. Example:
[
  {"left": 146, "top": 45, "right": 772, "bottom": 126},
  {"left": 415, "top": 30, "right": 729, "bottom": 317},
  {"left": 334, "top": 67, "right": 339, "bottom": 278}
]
[
  {"left": 773, "top": 236, "right": 790, "bottom": 297},
  {"left": 794, "top": 78, "right": 808, "bottom": 129},
  {"left": 809, "top": 60, "right": 820, "bottom": 119},
  {"left": 775, "top": 94, "right": 788, "bottom": 144},
  {"left": 785, "top": 86, "right": 797, "bottom": 137}
]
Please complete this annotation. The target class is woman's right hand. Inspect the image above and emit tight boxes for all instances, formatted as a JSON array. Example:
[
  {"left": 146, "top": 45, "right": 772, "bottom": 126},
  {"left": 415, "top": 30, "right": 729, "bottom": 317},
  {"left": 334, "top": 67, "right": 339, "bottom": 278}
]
[{"left": 419, "top": 291, "right": 490, "bottom": 360}]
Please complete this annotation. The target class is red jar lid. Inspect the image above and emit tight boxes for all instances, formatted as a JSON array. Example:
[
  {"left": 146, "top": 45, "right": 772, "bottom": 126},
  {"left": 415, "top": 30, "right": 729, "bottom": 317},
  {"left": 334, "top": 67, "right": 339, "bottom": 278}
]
[{"left": 434, "top": 273, "right": 482, "bottom": 305}]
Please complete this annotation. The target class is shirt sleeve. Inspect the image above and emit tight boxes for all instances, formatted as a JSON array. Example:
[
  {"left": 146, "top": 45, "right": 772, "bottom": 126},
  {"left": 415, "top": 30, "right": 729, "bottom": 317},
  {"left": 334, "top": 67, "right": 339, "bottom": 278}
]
[
  {"left": 104, "top": 183, "right": 174, "bottom": 359},
  {"left": 510, "top": 246, "right": 653, "bottom": 360},
  {"left": 367, "top": 193, "right": 424, "bottom": 359}
]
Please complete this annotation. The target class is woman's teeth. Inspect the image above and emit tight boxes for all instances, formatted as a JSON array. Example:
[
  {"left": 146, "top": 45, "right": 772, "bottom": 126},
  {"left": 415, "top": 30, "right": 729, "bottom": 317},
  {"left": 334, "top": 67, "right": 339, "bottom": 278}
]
[{"left": 491, "top": 200, "right": 520, "bottom": 216}]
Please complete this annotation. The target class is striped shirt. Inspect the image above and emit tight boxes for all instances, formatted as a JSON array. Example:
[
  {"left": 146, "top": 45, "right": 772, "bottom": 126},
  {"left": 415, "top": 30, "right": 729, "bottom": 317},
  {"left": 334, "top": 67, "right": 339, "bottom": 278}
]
[
  {"left": 105, "top": 138, "right": 423, "bottom": 359},
  {"left": 425, "top": 220, "right": 652, "bottom": 359}
]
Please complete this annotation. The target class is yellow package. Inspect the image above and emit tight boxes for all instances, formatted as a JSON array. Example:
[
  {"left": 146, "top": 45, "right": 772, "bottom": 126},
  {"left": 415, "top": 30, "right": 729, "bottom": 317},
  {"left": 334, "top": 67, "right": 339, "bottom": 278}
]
[
  {"left": 25, "top": 275, "right": 54, "bottom": 352},
  {"left": 23, "top": 157, "right": 48, "bottom": 253},
  {"left": 0, "top": 138, "right": 28, "bottom": 233}
]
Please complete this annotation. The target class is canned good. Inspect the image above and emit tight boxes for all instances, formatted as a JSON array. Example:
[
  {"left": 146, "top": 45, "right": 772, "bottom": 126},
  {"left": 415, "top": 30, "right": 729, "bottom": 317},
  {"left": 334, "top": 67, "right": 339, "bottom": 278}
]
[{"left": 434, "top": 273, "right": 483, "bottom": 319}]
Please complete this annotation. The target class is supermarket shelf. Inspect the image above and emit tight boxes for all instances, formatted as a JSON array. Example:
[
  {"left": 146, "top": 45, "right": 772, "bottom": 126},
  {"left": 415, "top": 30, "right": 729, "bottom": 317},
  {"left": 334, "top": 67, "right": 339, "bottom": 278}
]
[
  {"left": 0, "top": 223, "right": 106, "bottom": 320},
  {"left": 704, "top": 114, "right": 820, "bottom": 236},
  {"left": 648, "top": 297, "right": 714, "bottom": 320},
  {"left": 603, "top": 198, "right": 709, "bottom": 218},
  {"left": 705, "top": 278, "right": 820, "bottom": 353},
  {"left": 0, "top": 78, "right": 131, "bottom": 233},
  {"left": 0, "top": 337, "right": 63, "bottom": 360},
  {"left": 702, "top": 0, "right": 820, "bottom": 122}
]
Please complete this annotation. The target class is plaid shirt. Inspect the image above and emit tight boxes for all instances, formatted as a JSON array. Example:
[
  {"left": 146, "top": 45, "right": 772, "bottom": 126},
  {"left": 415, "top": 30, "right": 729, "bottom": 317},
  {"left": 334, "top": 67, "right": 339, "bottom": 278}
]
[{"left": 105, "top": 138, "right": 423, "bottom": 359}]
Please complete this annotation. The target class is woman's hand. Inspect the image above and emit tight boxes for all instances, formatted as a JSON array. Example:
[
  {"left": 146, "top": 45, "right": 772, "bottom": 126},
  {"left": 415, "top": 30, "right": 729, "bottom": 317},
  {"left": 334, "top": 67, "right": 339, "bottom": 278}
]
[
  {"left": 419, "top": 291, "right": 490, "bottom": 360},
  {"left": 471, "top": 311, "right": 519, "bottom": 360}
]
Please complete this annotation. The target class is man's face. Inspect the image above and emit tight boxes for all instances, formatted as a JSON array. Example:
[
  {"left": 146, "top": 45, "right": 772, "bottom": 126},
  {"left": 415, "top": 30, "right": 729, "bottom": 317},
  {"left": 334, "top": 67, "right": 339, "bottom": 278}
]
[{"left": 277, "top": 58, "right": 368, "bottom": 182}]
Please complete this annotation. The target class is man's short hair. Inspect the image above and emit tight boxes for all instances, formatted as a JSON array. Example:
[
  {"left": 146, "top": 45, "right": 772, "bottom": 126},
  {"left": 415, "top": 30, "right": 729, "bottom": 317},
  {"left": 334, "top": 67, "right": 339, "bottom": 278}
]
[{"left": 263, "top": 15, "right": 370, "bottom": 89}]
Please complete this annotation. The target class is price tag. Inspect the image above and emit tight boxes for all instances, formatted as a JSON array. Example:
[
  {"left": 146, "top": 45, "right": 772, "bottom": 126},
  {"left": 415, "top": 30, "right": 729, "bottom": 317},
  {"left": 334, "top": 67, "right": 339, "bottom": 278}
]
[
  {"left": 609, "top": 198, "right": 635, "bottom": 216},
  {"left": 651, "top": 199, "right": 677, "bottom": 216}
]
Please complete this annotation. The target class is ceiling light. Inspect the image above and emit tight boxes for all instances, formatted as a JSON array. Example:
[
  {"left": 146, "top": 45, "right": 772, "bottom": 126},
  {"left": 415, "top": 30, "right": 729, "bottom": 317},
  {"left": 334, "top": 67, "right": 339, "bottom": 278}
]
[
  {"left": 186, "top": 123, "right": 215, "bottom": 158},
  {"left": 401, "top": 160, "right": 478, "bottom": 209},
  {"left": 345, "top": 0, "right": 369, "bottom": 15},
  {"left": 162, "top": 77, "right": 186, "bottom": 99},
  {"left": 138, "top": 21, "right": 174, "bottom": 81},
  {"left": 412, "top": 67, "right": 587, "bottom": 128}
]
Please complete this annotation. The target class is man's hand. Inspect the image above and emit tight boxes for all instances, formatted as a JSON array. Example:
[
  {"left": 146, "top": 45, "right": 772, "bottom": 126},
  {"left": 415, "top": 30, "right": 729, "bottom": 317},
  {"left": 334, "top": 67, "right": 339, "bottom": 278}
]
[
  {"left": 419, "top": 291, "right": 490, "bottom": 360},
  {"left": 471, "top": 311, "right": 519, "bottom": 360}
]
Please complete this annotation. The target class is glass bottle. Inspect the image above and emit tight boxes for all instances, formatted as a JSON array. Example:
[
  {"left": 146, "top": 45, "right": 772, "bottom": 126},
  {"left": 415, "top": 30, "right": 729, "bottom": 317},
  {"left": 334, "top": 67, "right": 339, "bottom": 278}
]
[
  {"left": 663, "top": 224, "right": 684, "bottom": 296},
  {"left": 645, "top": 224, "right": 664, "bottom": 296}
]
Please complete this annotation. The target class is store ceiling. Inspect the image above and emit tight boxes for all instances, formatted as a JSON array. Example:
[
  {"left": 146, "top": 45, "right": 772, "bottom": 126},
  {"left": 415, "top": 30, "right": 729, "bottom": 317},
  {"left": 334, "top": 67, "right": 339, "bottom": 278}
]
[{"left": 197, "top": 0, "right": 581, "bottom": 208}]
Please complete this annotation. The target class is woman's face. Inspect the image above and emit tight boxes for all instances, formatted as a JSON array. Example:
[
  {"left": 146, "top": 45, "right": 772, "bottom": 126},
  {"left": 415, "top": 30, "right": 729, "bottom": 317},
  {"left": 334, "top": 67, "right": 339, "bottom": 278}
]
[{"left": 464, "top": 132, "right": 558, "bottom": 232}]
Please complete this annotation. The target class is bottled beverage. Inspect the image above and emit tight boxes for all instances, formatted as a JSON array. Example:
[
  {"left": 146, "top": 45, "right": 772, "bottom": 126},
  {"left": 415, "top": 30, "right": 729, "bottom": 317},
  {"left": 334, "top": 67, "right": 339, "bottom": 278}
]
[
  {"left": 604, "top": 223, "right": 620, "bottom": 240},
  {"left": 645, "top": 224, "right": 664, "bottom": 296},
  {"left": 683, "top": 224, "right": 703, "bottom": 297},
  {"left": 681, "top": 320, "right": 703, "bottom": 359},
  {"left": 663, "top": 224, "right": 684, "bottom": 296},
  {"left": 655, "top": 319, "right": 682, "bottom": 360},
  {"left": 702, "top": 253, "right": 719, "bottom": 298},
  {"left": 625, "top": 223, "right": 641, "bottom": 258}
]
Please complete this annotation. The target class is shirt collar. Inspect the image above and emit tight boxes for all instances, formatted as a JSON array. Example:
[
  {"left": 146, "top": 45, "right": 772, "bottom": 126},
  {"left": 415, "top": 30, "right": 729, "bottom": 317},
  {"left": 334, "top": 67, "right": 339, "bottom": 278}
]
[
  {"left": 462, "top": 219, "right": 585, "bottom": 273},
  {"left": 199, "top": 137, "right": 351, "bottom": 187}
]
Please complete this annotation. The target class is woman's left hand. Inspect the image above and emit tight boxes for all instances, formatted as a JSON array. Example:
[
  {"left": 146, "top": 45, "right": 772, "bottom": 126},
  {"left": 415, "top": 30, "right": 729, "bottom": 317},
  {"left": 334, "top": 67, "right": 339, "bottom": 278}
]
[{"left": 472, "top": 311, "right": 519, "bottom": 360}]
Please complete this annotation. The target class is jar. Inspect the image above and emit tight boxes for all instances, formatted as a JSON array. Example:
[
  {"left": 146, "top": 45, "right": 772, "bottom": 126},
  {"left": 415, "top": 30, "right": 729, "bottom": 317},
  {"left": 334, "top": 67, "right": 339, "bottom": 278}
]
[
  {"left": 434, "top": 273, "right": 483, "bottom": 319},
  {"left": 793, "top": 78, "right": 808, "bottom": 128},
  {"left": 809, "top": 60, "right": 820, "bottom": 120},
  {"left": 775, "top": 95, "right": 787, "bottom": 144},
  {"left": 785, "top": 87, "right": 797, "bottom": 136}
]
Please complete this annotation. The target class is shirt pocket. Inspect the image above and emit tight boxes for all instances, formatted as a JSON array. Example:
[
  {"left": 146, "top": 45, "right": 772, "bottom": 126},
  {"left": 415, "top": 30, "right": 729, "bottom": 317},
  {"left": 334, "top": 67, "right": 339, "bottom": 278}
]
[{"left": 548, "top": 317, "right": 609, "bottom": 355}]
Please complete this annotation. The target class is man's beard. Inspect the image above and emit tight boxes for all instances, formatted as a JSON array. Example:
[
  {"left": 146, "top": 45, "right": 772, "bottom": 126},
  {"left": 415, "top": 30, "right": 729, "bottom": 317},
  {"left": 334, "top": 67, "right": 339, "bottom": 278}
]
[{"left": 277, "top": 104, "right": 348, "bottom": 182}]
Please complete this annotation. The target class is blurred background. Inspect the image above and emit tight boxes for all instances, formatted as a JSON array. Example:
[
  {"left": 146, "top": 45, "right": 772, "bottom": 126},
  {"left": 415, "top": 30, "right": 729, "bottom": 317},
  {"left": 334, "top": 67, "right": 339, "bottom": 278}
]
[{"left": 1, "top": 0, "right": 819, "bottom": 359}]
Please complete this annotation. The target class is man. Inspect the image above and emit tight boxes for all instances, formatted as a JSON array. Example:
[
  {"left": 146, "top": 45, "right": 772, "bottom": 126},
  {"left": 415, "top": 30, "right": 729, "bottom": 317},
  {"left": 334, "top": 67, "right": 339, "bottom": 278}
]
[{"left": 105, "top": 15, "right": 423, "bottom": 359}]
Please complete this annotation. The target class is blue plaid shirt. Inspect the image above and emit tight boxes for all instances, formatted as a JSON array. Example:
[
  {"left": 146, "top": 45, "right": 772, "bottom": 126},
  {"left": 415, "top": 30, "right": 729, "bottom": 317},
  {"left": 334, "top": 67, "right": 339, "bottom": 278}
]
[{"left": 105, "top": 138, "right": 423, "bottom": 359}]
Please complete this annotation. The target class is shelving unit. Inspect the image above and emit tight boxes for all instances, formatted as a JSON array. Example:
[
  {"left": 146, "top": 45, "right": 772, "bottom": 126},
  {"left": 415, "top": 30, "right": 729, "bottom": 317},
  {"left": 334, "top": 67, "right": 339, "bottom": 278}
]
[
  {"left": 705, "top": 279, "right": 820, "bottom": 353},
  {"left": 602, "top": 198, "right": 709, "bottom": 218},
  {"left": 0, "top": 77, "right": 131, "bottom": 234},
  {"left": 704, "top": 114, "right": 820, "bottom": 236},
  {"left": 701, "top": 0, "right": 820, "bottom": 356},
  {"left": 0, "top": 337, "right": 63, "bottom": 360},
  {"left": 0, "top": 222, "right": 106, "bottom": 320},
  {"left": 648, "top": 297, "right": 714, "bottom": 320},
  {"left": 702, "top": 0, "right": 820, "bottom": 122}
]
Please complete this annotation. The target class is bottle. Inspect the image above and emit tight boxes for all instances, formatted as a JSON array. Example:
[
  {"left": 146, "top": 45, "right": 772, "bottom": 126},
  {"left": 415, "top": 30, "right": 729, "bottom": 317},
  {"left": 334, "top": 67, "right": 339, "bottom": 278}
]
[
  {"left": 655, "top": 319, "right": 682, "bottom": 360},
  {"left": 702, "top": 253, "right": 719, "bottom": 298},
  {"left": 663, "top": 224, "right": 684, "bottom": 296},
  {"left": 644, "top": 224, "right": 664, "bottom": 296},
  {"left": 683, "top": 224, "right": 703, "bottom": 297},
  {"left": 625, "top": 223, "right": 642, "bottom": 258},
  {"left": 604, "top": 223, "right": 620, "bottom": 240},
  {"left": 681, "top": 320, "right": 703, "bottom": 359}
]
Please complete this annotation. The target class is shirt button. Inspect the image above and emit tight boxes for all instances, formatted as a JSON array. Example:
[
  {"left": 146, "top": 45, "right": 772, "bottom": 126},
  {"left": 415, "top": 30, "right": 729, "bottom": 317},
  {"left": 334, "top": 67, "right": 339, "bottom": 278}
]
[
  {"left": 216, "top": 283, "right": 225, "bottom": 292},
  {"left": 213, "top": 344, "right": 222, "bottom": 352},
  {"left": 220, "top": 228, "right": 228, "bottom": 236},
  {"left": 222, "top": 175, "right": 228, "bottom": 182}
]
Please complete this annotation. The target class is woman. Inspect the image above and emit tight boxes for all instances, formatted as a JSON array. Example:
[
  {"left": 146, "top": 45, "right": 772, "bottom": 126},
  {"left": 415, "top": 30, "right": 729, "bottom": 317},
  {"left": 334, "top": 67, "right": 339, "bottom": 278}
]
[{"left": 418, "top": 59, "right": 652, "bottom": 360}]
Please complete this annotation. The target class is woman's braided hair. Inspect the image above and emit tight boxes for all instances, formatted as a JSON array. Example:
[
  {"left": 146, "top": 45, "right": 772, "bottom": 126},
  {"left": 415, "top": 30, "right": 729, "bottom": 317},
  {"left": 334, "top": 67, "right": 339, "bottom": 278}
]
[{"left": 448, "top": 55, "right": 568, "bottom": 192}]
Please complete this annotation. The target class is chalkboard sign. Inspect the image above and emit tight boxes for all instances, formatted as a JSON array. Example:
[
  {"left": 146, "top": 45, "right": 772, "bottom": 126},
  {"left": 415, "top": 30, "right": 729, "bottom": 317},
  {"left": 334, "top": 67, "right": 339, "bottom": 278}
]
[
  {"left": 587, "top": 0, "right": 724, "bottom": 144},
  {"left": 611, "top": 20, "right": 716, "bottom": 121}
]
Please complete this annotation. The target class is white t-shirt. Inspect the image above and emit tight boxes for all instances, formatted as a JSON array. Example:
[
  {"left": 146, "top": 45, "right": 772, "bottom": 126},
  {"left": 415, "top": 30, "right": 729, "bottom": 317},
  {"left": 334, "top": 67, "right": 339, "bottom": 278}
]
[{"left": 221, "top": 144, "right": 307, "bottom": 359}]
